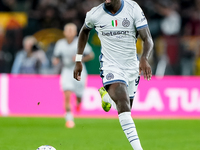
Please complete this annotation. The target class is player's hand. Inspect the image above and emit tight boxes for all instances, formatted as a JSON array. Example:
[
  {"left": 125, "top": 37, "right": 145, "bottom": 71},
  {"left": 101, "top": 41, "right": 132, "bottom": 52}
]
[
  {"left": 74, "top": 62, "right": 82, "bottom": 81},
  {"left": 139, "top": 57, "right": 152, "bottom": 81}
]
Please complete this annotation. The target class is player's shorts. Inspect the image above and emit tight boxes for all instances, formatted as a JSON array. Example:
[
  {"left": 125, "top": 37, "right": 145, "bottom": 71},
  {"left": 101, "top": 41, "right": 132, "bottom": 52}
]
[
  {"left": 60, "top": 67, "right": 87, "bottom": 97},
  {"left": 100, "top": 66, "right": 140, "bottom": 99}
]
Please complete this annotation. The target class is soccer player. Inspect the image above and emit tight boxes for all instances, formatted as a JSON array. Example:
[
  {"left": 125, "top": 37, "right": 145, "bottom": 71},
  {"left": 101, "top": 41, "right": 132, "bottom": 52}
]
[
  {"left": 53, "top": 23, "right": 94, "bottom": 128},
  {"left": 74, "top": 0, "right": 153, "bottom": 149}
]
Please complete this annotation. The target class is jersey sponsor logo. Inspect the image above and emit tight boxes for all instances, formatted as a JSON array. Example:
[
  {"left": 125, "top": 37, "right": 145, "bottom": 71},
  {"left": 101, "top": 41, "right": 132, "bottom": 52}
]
[
  {"left": 102, "top": 30, "right": 129, "bottom": 36},
  {"left": 112, "top": 20, "right": 118, "bottom": 27},
  {"left": 122, "top": 18, "right": 130, "bottom": 27},
  {"left": 106, "top": 73, "right": 114, "bottom": 80}
]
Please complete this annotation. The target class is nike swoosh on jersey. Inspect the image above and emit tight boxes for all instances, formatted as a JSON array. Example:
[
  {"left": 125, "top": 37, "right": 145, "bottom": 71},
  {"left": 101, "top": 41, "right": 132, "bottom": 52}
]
[{"left": 100, "top": 25, "right": 106, "bottom": 28}]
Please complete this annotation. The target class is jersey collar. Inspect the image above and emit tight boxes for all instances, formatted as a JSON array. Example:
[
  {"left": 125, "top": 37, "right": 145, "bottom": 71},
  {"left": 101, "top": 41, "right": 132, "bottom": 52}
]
[{"left": 103, "top": 0, "right": 124, "bottom": 16}]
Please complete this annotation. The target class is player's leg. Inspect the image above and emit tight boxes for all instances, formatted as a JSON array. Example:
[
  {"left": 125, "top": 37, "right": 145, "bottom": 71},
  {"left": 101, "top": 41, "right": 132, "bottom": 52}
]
[
  {"left": 106, "top": 82, "right": 130, "bottom": 114},
  {"left": 61, "top": 70, "right": 75, "bottom": 128},
  {"left": 130, "top": 98, "right": 133, "bottom": 109},
  {"left": 74, "top": 70, "right": 86, "bottom": 112},
  {"left": 118, "top": 112, "right": 143, "bottom": 150},
  {"left": 64, "top": 90, "right": 71, "bottom": 111},
  {"left": 107, "top": 83, "right": 143, "bottom": 150},
  {"left": 64, "top": 90, "right": 75, "bottom": 128},
  {"left": 76, "top": 97, "right": 81, "bottom": 112},
  {"left": 99, "top": 87, "right": 117, "bottom": 111},
  {"left": 101, "top": 92, "right": 132, "bottom": 111},
  {"left": 123, "top": 74, "right": 142, "bottom": 150},
  {"left": 75, "top": 89, "right": 83, "bottom": 113}
]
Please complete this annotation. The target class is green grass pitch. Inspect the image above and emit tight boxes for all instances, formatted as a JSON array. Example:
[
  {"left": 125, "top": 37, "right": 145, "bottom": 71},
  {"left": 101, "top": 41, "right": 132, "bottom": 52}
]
[{"left": 0, "top": 117, "right": 200, "bottom": 150}]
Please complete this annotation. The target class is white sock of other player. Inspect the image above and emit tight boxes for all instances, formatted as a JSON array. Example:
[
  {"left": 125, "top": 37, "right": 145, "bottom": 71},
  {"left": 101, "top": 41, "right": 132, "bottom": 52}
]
[
  {"left": 103, "top": 93, "right": 117, "bottom": 110},
  {"left": 65, "top": 112, "right": 74, "bottom": 122},
  {"left": 118, "top": 112, "right": 143, "bottom": 150}
]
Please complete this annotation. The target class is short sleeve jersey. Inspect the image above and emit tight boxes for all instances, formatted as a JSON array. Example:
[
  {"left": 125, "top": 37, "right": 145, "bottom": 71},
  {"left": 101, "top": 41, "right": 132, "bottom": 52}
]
[
  {"left": 53, "top": 37, "right": 92, "bottom": 69},
  {"left": 85, "top": 0, "right": 148, "bottom": 70}
]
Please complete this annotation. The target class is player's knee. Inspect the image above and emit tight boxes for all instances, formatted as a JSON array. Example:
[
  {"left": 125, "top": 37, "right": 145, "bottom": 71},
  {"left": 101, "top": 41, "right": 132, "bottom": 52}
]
[
  {"left": 109, "top": 83, "right": 130, "bottom": 113},
  {"left": 116, "top": 99, "right": 131, "bottom": 114}
]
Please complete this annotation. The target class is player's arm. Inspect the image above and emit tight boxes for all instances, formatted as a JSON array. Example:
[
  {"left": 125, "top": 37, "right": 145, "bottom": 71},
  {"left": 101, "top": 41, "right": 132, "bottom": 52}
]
[
  {"left": 74, "top": 25, "right": 91, "bottom": 81},
  {"left": 82, "top": 52, "right": 94, "bottom": 62},
  {"left": 52, "top": 41, "right": 62, "bottom": 66},
  {"left": 52, "top": 57, "right": 60, "bottom": 66},
  {"left": 138, "top": 27, "right": 154, "bottom": 80},
  {"left": 81, "top": 43, "right": 95, "bottom": 62}
]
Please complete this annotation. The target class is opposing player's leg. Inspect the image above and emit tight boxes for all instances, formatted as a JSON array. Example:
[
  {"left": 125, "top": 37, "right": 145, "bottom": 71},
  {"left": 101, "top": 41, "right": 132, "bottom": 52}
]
[
  {"left": 64, "top": 90, "right": 75, "bottom": 128},
  {"left": 60, "top": 70, "right": 75, "bottom": 128},
  {"left": 76, "top": 97, "right": 81, "bottom": 112},
  {"left": 107, "top": 83, "right": 143, "bottom": 150},
  {"left": 74, "top": 83, "right": 84, "bottom": 113},
  {"left": 74, "top": 69, "right": 87, "bottom": 113}
]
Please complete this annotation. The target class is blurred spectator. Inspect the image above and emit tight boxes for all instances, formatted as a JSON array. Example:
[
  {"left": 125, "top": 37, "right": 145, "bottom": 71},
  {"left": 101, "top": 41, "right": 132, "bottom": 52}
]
[
  {"left": 0, "top": 26, "right": 4, "bottom": 51},
  {"left": 159, "top": 2, "right": 181, "bottom": 36},
  {"left": 179, "top": 37, "right": 196, "bottom": 75},
  {"left": 154, "top": 0, "right": 181, "bottom": 76},
  {"left": 39, "top": 5, "right": 61, "bottom": 29},
  {"left": 0, "top": 26, "right": 6, "bottom": 73},
  {"left": 183, "top": 0, "right": 200, "bottom": 36},
  {"left": 180, "top": 0, "right": 200, "bottom": 75},
  {"left": 11, "top": 36, "right": 49, "bottom": 74},
  {"left": 0, "top": 0, "right": 16, "bottom": 11},
  {"left": 1, "top": 18, "right": 23, "bottom": 73}
]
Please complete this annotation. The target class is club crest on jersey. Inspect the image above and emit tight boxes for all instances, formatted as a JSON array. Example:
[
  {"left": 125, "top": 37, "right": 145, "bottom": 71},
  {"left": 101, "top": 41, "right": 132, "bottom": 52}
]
[
  {"left": 122, "top": 18, "right": 130, "bottom": 27},
  {"left": 106, "top": 73, "right": 114, "bottom": 80}
]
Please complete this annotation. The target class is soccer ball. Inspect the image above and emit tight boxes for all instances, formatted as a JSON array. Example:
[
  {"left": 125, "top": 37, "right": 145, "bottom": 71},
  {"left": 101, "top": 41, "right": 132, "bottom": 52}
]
[{"left": 37, "top": 145, "right": 56, "bottom": 150}]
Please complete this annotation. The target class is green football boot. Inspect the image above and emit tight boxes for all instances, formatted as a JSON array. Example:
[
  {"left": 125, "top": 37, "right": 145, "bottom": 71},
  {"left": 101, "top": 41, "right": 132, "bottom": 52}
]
[{"left": 98, "top": 87, "right": 111, "bottom": 112}]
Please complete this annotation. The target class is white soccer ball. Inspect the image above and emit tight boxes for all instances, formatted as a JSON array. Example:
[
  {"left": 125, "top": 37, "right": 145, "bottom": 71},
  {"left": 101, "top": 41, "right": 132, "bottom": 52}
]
[{"left": 37, "top": 145, "right": 56, "bottom": 150}]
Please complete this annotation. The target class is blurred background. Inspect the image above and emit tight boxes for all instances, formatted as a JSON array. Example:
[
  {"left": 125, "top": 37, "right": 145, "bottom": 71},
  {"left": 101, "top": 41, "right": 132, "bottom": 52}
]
[
  {"left": 0, "top": 0, "right": 200, "bottom": 76},
  {"left": 1, "top": 1, "right": 200, "bottom": 150}
]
